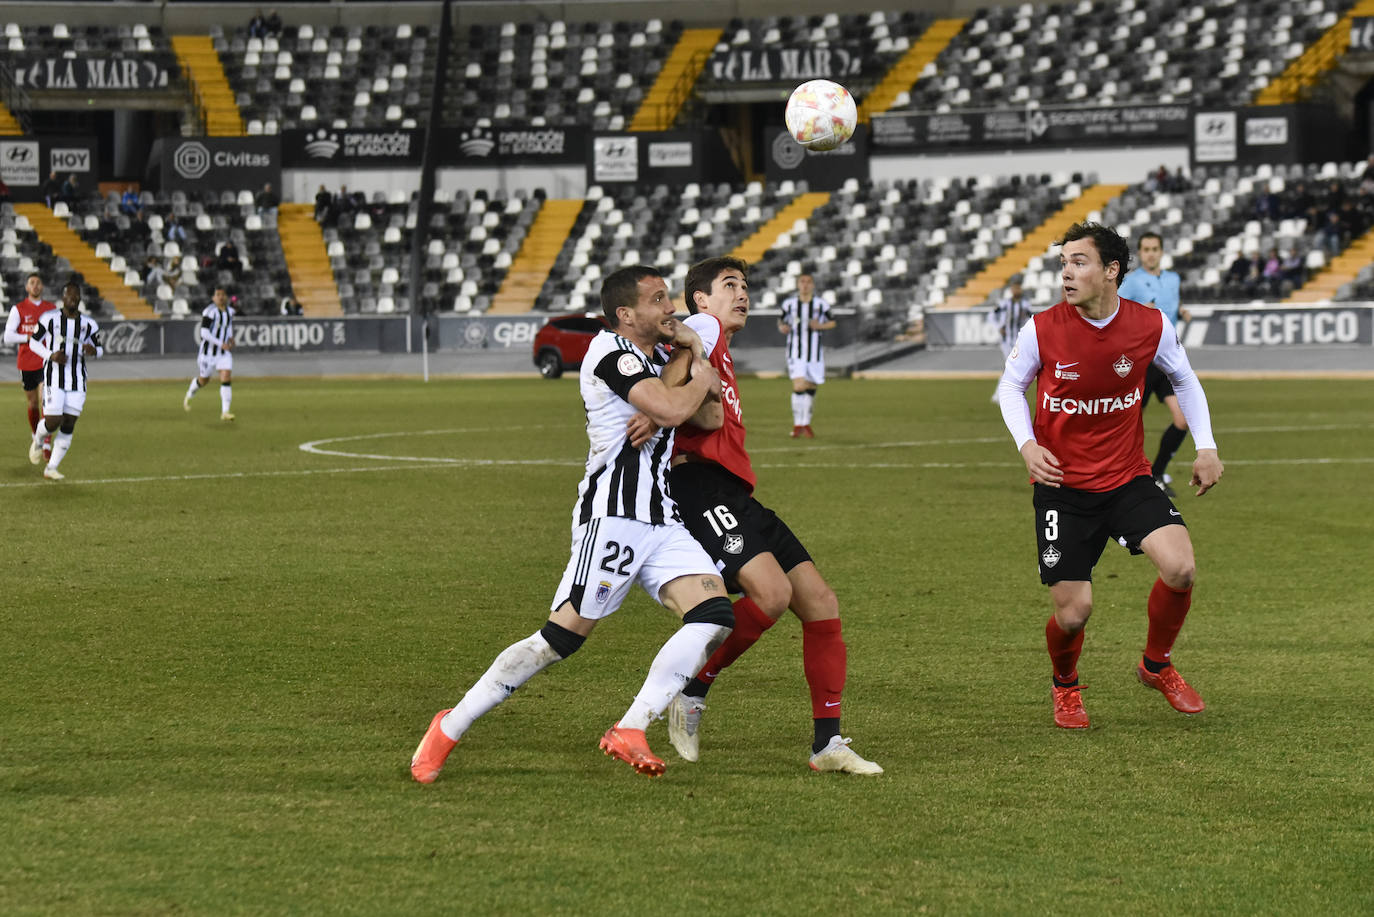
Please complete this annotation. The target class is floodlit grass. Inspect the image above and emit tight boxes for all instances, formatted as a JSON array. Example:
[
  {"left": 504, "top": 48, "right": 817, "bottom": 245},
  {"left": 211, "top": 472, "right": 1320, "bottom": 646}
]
[{"left": 2, "top": 376, "right": 1371, "bottom": 915}]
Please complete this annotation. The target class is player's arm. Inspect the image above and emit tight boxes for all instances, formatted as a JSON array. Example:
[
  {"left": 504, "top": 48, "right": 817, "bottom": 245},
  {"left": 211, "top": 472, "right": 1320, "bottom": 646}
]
[
  {"left": 1153, "top": 318, "right": 1222, "bottom": 495},
  {"left": 85, "top": 326, "right": 103, "bottom": 358},
  {"left": 199, "top": 315, "right": 215, "bottom": 344},
  {"left": 996, "top": 319, "right": 1063, "bottom": 486},
  {"left": 3, "top": 307, "right": 26, "bottom": 345},
  {"left": 26, "top": 319, "right": 52, "bottom": 361},
  {"left": 624, "top": 358, "right": 714, "bottom": 428},
  {"left": 809, "top": 302, "right": 836, "bottom": 331}
]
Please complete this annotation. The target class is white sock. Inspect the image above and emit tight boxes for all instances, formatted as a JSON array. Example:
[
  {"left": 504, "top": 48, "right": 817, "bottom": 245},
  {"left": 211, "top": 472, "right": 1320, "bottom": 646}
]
[
  {"left": 791, "top": 392, "right": 805, "bottom": 426},
  {"left": 33, "top": 424, "right": 51, "bottom": 446},
  {"left": 619, "top": 622, "right": 730, "bottom": 731},
  {"left": 801, "top": 392, "right": 814, "bottom": 425},
  {"left": 185, "top": 378, "right": 201, "bottom": 400},
  {"left": 47, "top": 430, "right": 73, "bottom": 469},
  {"left": 439, "top": 631, "right": 562, "bottom": 741},
  {"left": 220, "top": 384, "right": 232, "bottom": 414}
]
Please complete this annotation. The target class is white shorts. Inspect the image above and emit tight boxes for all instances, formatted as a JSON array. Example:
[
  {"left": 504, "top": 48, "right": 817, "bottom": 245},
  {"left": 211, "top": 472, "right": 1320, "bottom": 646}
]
[
  {"left": 43, "top": 388, "right": 87, "bottom": 417},
  {"left": 787, "top": 358, "right": 825, "bottom": 386},
  {"left": 551, "top": 516, "right": 718, "bottom": 620},
  {"left": 197, "top": 352, "right": 233, "bottom": 379}
]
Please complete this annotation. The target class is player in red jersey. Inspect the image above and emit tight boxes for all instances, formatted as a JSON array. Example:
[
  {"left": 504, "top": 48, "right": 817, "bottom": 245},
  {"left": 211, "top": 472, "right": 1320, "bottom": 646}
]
[
  {"left": 3, "top": 273, "right": 57, "bottom": 456},
  {"left": 637, "top": 255, "right": 880, "bottom": 774},
  {"left": 996, "top": 222, "right": 1224, "bottom": 729}
]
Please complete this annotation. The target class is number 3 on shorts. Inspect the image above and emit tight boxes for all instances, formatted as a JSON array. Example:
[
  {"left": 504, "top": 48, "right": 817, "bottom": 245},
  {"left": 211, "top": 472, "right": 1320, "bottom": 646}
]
[{"left": 1043, "top": 509, "right": 1058, "bottom": 541}]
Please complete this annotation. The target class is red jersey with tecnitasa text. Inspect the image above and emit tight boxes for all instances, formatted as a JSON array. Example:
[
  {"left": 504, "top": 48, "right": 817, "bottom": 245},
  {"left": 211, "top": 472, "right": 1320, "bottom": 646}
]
[
  {"left": 1032, "top": 298, "right": 1162, "bottom": 492},
  {"left": 672, "top": 312, "right": 756, "bottom": 492},
  {"left": 11, "top": 298, "right": 56, "bottom": 371}
]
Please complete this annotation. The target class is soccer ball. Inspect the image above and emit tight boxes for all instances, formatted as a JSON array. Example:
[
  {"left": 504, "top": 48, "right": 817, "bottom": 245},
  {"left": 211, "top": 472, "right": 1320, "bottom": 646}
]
[{"left": 784, "top": 79, "right": 858, "bottom": 152}]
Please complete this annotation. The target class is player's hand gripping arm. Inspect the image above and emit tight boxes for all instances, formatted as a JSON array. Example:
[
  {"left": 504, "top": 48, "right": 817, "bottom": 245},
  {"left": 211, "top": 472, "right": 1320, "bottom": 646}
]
[{"left": 626, "top": 354, "right": 715, "bottom": 430}]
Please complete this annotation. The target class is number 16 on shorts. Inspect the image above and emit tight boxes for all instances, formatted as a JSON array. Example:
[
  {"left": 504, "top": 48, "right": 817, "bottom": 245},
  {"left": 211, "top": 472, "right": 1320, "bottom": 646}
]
[{"left": 701, "top": 505, "right": 744, "bottom": 556}]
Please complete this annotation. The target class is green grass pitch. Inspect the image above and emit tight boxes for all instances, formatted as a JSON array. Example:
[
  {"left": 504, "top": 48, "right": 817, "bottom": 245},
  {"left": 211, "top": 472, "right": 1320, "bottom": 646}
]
[{"left": 2, "top": 374, "right": 1371, "bottom": 915}]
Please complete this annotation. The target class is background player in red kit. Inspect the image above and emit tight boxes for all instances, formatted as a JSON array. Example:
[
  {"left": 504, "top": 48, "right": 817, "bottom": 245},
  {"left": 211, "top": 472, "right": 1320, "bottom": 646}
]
[
  {"left": 645, "top": 255, "right": 881, "bottom": 774},
  {"left": 3, "top": 273, "right": 56, "bottom": 456},
  {"left": 995, "top": 222, "right": 1224, "bottom": 729}
]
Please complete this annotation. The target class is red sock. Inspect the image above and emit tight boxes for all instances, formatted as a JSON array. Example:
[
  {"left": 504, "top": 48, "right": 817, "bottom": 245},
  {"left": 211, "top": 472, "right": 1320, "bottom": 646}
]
[
  {"left": 695, "top": 596, "right": 775, "bottom": 685},
  {"left": 1045, "top": 615, "right": 1084, "bottom": 683},
  {"left": 27, "top": 405, "right": 40, "bottom": 433},
  {"left": 801, "top": 618, "right": 846, "bottom": 719},
  {"left": 1144, "top": 577, "right": 1192, "bottom": 665}
]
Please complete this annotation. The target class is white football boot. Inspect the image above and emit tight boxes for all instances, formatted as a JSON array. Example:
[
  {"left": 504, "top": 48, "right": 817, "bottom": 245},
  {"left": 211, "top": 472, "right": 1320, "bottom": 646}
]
[
  {"left": 808, "top": 736, "right": 883, "bottom": 775},
  {"left": 666, "top": 693, "right": 706, "bottom": 762}
]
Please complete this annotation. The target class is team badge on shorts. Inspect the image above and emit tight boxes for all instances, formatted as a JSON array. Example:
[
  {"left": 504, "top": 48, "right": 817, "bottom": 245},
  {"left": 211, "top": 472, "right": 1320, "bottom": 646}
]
[
  {"left": 1041, "top": 545, "right": 1061, "bottom": 568},
  {"left": 594, "top": 581, "right": 612, "bottom": 604},
  {"left": 1113, "top": 354, "right": 1133, "bottom": 377},
  {"left": 723, "top": 534, "right": 744, "bottom": 555}
]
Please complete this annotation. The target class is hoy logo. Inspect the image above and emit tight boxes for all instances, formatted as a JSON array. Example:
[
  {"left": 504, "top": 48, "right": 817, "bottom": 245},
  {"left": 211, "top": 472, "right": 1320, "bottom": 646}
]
[
  {"left": 1245, "top": 118, "right": 1288, "bottom": 146},
  {"left": 51, "top": 148, "right": 90, "bottom": 171}
]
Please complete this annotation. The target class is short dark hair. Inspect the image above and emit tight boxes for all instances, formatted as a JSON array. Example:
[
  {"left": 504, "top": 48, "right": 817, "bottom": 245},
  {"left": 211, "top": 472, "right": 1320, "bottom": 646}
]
[
  {"left": 26, "top": 272, "right": 41, "bottom": 284},
  {"left": 1056, "top": 221, "right": 1130, "bottom": 281},
  {"left": 63, "top": 279, "right": 80, "bottom": 293},
  {"left": 683, "top": 256, "right": 749, "bottom": 314},
  {"left": 599, "top": 265, "right": 662, "bottom": 327},
  {"left": 1137, "top": 231, "right": 1163, "bottom": 249}
]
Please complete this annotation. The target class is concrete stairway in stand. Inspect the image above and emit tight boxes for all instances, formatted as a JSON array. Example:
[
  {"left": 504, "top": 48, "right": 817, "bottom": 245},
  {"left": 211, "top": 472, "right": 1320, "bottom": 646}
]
[
  {"left": 277, "top": 204, "right": 342, "bottom": 315},
  {"left": 729, "top": 192, "right": 831, "bottom": 265},
  {"left": 941, "top": 184, "right": 1129, "bottom": 308},
  {"left": 171, "top": 34, "right": 245, "bottom": 136},
  {"left": 488, "top": 200, "right": 586, "bottom": 314},
  {"left": 629, "top": 29, "right": 722, "bottom": 131},
  {"left": 14, "top": 203, "right": 157, "bottom": 319}
]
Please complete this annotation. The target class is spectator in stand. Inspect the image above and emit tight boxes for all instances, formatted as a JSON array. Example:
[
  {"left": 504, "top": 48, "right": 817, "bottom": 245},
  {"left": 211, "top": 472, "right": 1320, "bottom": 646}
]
[
  {"left": 1282, "top": 180, "right": 1313, "bottom": 221},
  {"left": 165, "top": 214, "right": 188, "bottom": 244},
  {"left": 249, "top": 9, "right": 269, "bottom": 39},
  {"left": 119, "top": 185, "right": 140, "bottom": 216},
  {"left": 1168, "top": 167, "right": 1190, "bottom": 193},
  {"left": 1281, "top": 249, "right": 1307, "bottom": 287},
  {"left": 42, "top": 171, "right": 62, "bottom": 208},
  {"left": 314, "top": 184, "right": 332, "bottom": 222},
  {"left": 280, "top": 295, "right": 304, "bottom": 316},
  {"left": 334, "top": 186, "right": 356, "bottom": 222},
  {"left": 60, "top": 174, "right": 79, "bottom": 207},
  {"left": 0, "top": 176, "right": 9, "bottom": 204},
  {"left": 265, "top": 9, "right": 283, "bottom": 36},
  {"left": 142, "top": 255, "right": 164, "bottom": 285},
  {"left": 1226, "top": 252, "right": 1254, "bottom": 291},
  {"left": 1255, "top": 186, "right": 1281, "bottom": 222},
  {"left": 1317, "top": 211, "right": 1347, "bottom": 256},
  {"left": 1261, "top": 248, "right": 1283, "bottom": 294},
  {"left": 255, "top": 182, "right": 280, "bottom": 214},
  {"left": 124, "top": 209, "right": 152, "bottom": 247},
  {"left": 216, "top": 239, "right": 244, "bottom": 277}
]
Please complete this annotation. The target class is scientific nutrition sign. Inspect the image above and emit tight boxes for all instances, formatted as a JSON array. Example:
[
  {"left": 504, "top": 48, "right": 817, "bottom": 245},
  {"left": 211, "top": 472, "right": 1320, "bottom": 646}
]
[{"left": 872, "top": 104, "right": 1190, "bottom": 150}]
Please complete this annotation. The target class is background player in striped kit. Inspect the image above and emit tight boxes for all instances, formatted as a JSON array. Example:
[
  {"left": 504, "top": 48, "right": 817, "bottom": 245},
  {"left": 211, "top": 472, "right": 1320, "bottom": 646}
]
[
  {"left": 3, "top": 272, "right": 57, "bottom": 458},
  {"left": 1118, "top": 231, "right": 1192, "bottom": 496},
  {"left": 987, "top": 273, "right": 1034, "bottom": 402},
  {"left": 25, "top": 281, "right": 102, "bottom": 481},
  {"left": 410, "top": 265, "right": 733, "bottom": 782},
  {"left": 777, "top": 271, "right": 834, "bottom": 438},
  {"left": 183, "top": 287, "right": 237, "bottom": 421}
]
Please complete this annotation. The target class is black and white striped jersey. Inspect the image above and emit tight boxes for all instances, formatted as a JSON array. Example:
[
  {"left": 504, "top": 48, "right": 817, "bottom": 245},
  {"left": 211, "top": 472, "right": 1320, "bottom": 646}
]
[
  {"left": 199, "top": 304, "right": 235, "bottom": 356},
  {"left": 780, "top": 294, "right": 832, "bottom": 363},
  {"left": 572, "top": 329, "right": 678, "bottom": 527},
  {"left": 991, "top": 292, "right": 1034, "bottom": 349},
  {"left": 29, "top": 311, "right": 102, "bottom": 392}
]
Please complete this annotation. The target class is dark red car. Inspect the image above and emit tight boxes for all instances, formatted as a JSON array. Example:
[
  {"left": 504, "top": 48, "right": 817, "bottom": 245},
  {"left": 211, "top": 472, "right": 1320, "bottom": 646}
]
[{"left": 532, "top": 313, "right": 607, "bottom": 378}]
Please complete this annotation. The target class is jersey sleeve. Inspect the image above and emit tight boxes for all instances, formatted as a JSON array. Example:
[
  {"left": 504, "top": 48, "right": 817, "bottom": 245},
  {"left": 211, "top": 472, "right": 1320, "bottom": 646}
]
[
  {"left": 996, "top": 318, "right": 1041, "bottom": 450},
  {"left": 3, "top": 307, "right": 23, "bottom": 345},
  {"left": 593, "top": 348, "right": 657, "bottom": 401},
  {"left": 88, "top": 319, "right": 104, "bottom": 357},
  {"left": 1152, "top": 316, "right": 1217, "bottom": 451},
  {"left": 26, "top": 315, "right": 52, "bottom": 361},
  {"left": 684, "top": 312, "right": 720, "bottom": 356}
]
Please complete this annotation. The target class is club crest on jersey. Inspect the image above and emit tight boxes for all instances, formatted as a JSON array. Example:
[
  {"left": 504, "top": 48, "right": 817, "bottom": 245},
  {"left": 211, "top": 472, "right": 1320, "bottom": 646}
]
[
  {"left": 1113, "top": 354, "right": 1133, "bottom": 377},
  {"left": 723, "top": 534, "right": 744, "bottom": 555},
  {"left": 594, "top": 581, "right": 612, "bottom": 604},
  {"left": 617, "top": 353, "right": 642, "bottom": 376},
  {"left": 1041, "top": 545, "right": 1061, "bottom": 568}
]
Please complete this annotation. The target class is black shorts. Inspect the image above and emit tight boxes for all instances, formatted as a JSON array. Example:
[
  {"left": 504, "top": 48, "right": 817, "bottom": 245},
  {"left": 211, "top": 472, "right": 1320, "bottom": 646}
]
[
  {"left": 20, "top": 369, "right": 43, "bottom": 392},
  {"left": 1032, "top": 475, "right": 1185, "bottom": 585},
  {"left": 1144, "top": 363, "right": 1174, "bottom": 403},
  {"left": 668, "top": 461, "right": 812, "bottom": 591}
]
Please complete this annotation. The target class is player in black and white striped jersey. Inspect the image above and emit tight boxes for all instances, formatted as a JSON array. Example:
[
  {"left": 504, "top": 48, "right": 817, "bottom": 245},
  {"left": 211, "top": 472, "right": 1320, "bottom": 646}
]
[
  {"left": 183, "top": 286, "right": 237, "bottom": 421},
  {"left": 988, "top": 274, "right": 1035, "bottom": 402},
  {"left": 410, "top": 265, "right": 736, "bottom": 782},
  {"left": 777, "top": 271, "right": 835, "bottom": 438},
  {"left": 25, "top": 281, "right": 102, "bottom": 481}
]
